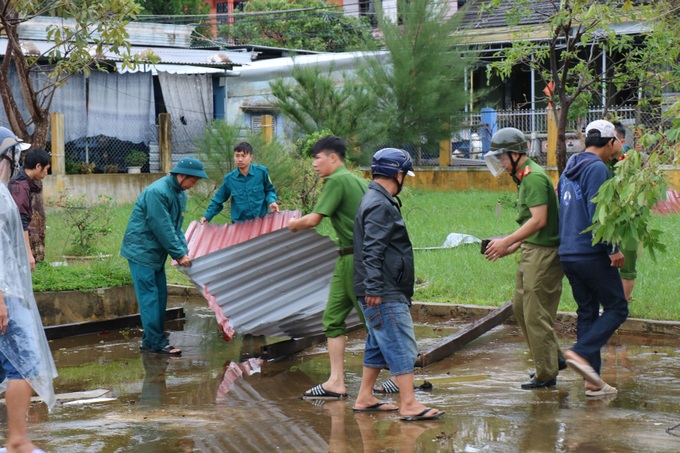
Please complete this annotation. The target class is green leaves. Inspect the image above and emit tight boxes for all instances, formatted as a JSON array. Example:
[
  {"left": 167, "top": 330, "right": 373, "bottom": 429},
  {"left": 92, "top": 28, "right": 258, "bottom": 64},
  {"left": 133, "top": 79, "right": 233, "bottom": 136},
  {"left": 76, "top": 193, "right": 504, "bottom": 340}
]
[
  {"left": 589, "top": 148, "right": 668, "bottom": 257},
  {"left": 487, "top": 0, "right": 680, "bottom": 174},
  {"left": 269, "top": 64, "right": 374, "bottom": 147},
  {"left": 222, "top": 0, "right": 376, "bottom": 52},
  {"left": 51, "top": 193, "right": 116, "bottom": 256}
]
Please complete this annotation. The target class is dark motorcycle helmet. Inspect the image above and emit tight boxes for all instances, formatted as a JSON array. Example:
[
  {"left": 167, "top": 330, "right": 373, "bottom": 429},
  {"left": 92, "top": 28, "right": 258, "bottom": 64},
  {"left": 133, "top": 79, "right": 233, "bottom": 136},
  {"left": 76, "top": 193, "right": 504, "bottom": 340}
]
[
  {"left": 371, "top": 148, "right": 415, "bottom": 179},
  {"left": 371, "top": 148, "right": 415, "bottom": 196}
]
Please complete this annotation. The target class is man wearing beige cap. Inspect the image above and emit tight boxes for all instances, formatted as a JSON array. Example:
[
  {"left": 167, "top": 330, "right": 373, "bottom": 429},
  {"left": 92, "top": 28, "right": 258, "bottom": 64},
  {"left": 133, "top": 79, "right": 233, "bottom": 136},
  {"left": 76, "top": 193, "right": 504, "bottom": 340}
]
[{"left": 558, "top": 120, "right": 628, "bottom": 398}]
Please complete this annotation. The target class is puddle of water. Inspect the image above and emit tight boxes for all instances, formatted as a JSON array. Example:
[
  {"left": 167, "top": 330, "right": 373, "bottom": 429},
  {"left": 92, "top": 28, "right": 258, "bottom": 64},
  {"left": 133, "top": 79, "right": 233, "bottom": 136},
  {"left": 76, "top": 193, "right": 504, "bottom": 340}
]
[{"left": 2, "top": 299, "right": 680, "bottom": 452}]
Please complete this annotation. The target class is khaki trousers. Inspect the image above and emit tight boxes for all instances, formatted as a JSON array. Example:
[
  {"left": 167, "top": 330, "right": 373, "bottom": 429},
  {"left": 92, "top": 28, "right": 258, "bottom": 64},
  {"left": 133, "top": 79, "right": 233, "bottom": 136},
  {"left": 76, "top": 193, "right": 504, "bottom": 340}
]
[{"left": 513, "top": 243, "right": 564, "bottom": 381}]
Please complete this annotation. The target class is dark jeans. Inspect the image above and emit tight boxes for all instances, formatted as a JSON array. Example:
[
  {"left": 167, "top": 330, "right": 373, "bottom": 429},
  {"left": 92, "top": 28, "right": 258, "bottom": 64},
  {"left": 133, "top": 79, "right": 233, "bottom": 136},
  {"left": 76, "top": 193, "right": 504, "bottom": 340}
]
[{"left": 561, "top": 254, "right": 629, "bottom": 374}]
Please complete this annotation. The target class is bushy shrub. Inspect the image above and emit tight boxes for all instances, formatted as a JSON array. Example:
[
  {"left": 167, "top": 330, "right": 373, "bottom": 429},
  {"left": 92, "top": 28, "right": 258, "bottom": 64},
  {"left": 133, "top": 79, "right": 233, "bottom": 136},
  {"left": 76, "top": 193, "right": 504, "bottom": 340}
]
[{"left": 51, "top": 192, "right": 114, "bottom": 256}]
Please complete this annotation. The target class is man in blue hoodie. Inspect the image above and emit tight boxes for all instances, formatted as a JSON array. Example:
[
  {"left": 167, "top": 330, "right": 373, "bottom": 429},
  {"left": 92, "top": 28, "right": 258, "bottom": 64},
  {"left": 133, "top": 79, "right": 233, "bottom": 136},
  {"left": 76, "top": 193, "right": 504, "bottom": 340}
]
[{"left": 558, "top": 120, "right": 628, "bottom": 397}]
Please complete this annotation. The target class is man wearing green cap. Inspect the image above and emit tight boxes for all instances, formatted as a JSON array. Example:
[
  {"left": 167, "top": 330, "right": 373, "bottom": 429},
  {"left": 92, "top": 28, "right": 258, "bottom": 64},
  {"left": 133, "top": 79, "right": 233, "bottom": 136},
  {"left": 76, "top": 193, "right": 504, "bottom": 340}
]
[{"left": 121, "top": 157, "right": 208, "bottom": 355}]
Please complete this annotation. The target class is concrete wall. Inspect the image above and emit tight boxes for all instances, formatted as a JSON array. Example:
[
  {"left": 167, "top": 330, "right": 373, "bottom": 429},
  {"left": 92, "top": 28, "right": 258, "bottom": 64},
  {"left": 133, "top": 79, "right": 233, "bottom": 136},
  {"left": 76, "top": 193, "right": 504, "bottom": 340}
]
[
  {"left": 43, "top": 167, "right": 680, "bottom": 205},
  {"left": 35, "top": 284, "right": 193, "bottom": 326},
  {"left": 43, "top": 173, "right": 164, "bottom": 204},
  {"left": 364, "top": 166, "right": 680, "bottom": 192},
  {"left": 36, "top": 286, "right": 140, "bottom": 326}
]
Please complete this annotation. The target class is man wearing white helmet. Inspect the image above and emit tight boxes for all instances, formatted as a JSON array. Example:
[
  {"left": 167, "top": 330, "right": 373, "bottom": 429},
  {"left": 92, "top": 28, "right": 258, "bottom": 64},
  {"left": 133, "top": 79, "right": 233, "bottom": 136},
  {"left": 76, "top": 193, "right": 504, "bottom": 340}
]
[
  {"left": 483, "top": 127, "right": 565, "bottom": 390},
  {"left": 559, "top": 120, "right": 628, "bottom": 397},
  {"left": 0, "top": 127, "right": 56, "bottom": 453}
]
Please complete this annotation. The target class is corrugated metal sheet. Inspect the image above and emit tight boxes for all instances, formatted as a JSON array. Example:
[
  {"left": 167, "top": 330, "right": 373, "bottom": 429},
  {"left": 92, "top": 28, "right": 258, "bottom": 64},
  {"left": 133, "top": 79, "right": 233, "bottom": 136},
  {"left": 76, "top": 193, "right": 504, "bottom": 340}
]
[
  {"left": 653, "top": 189, "right": 680, "bottom": 215},
  {"left": 459, "top": 0, "right": 557, "bottom": 30},
  {"left": 0, "top": 37, "right": 253, "bottom": 68},
  {"left": 18, "top": 17, "right": 195, "bottom": 48},
  {"left": 184, "top": 210, "right": 300, "bottom": 259},
  {"left": 181, "top": 212, "right": 362, "bottom": 341}
]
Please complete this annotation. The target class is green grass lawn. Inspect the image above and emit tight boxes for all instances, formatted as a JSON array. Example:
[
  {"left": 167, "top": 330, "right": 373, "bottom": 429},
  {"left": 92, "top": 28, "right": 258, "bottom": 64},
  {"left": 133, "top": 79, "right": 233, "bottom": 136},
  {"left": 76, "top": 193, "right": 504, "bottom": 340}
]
[{"left": 38, "top": 189, "right": 680, "bottom": 321}]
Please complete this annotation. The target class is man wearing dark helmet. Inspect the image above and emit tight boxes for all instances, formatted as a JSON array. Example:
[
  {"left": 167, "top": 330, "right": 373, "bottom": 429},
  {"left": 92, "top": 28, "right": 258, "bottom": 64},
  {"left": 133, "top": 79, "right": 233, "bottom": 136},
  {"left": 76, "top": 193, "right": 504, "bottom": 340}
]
[{"left": 352, "top": 148, "right": 444, "bottom": 420}]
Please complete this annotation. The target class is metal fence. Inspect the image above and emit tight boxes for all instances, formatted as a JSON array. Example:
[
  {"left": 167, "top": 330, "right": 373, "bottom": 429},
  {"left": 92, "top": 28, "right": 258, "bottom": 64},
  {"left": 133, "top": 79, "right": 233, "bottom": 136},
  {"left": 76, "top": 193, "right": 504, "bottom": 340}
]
[
  {"left": 8, "top": 114, "right": 218, "bottom": 175},
  {"left": 9, "top": 104, "right": 668, "bottom": 172},
  {"left": 445, "top": 105, "right": 665, "bottom": 166},
  {"left": 53, "top": 127, "right": 159, "bottom": 175}
]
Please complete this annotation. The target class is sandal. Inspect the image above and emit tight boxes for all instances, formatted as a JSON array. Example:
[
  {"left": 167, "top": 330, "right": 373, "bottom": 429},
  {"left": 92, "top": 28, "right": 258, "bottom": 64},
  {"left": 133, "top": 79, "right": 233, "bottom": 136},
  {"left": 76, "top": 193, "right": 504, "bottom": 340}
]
[
  {"left": 373, "top": 379, "right": 400, "bottom": 394},
  {"left": 150, "top": 345, "right": 182, "bottom": 355},
  {"left": 585, "top": 383, "right": 617, "bottom": 397}
]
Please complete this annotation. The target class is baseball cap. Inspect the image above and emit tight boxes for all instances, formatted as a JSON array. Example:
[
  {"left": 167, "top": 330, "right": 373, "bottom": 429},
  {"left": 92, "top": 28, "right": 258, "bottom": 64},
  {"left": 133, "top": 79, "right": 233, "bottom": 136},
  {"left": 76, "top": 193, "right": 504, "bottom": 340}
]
[{"left": 585, "top": 120, "right": 616, "bottom": 139}]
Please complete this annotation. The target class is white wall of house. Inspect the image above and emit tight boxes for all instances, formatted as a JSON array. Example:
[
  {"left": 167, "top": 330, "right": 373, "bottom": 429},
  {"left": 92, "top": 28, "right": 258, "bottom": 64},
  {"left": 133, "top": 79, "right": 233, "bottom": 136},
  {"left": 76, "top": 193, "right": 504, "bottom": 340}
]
[{"left": 224, "top": 51, "right": 389, "bottom": 142}]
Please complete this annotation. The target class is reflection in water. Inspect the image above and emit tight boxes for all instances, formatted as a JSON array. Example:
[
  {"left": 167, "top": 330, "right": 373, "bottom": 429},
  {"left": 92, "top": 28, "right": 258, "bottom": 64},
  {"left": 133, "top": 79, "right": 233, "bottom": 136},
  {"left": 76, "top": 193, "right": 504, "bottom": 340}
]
[
  {"left": 216, "top": 357, "right": 264, "bottom": 400},
  {"left": 27, "top": 301, "right": 680, "bottom": 453},
  {"left": 518, "top": 390, "right": 570, "bottom": 453},
  {"left": 140, "top": 354, "right": 171, "bottom": 407},
  {"left": 354, "top": 412, "right": 441, "bottom": 453}
]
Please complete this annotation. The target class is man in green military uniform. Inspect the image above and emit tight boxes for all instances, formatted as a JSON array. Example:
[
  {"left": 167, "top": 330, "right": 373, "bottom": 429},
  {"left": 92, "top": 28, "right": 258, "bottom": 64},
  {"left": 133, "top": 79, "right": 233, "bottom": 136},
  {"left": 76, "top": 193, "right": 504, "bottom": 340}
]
[
  {"left": 483, "top": 128, "right": 565, "bottom": 389},
  {"left": 288, "top": 135, "right": 368, "bottom": 399},
  {"left": 201, "top": 141, "right": 278, "bottom": 224},
  {"left": 121, "top": 157, "right": 208, "bottom": 355}
]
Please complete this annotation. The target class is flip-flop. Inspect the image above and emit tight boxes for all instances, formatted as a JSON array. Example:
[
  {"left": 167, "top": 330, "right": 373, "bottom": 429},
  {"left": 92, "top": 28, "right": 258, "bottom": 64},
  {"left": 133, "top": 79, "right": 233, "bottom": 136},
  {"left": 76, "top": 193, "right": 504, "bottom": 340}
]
[
  {"left": 353, "top": 402, "right": 399, "bottom": 412},
  {"left": 373, "top": 379, "right": 400, "bottom": 394},
  {"left": 400, "top": 407, "right": 445, "bottom": 421},
  {"left": 566, "top": 359, "right": 604, "bottom": 387},
  {"left": 585, "top": 383, "right": 618, "bottom": 397},
  {"left": 150, "top": 345, "right": 182, "bottom": 356},
  {"left": 301, "top": 384, "right": 349, "bottom": 400}
]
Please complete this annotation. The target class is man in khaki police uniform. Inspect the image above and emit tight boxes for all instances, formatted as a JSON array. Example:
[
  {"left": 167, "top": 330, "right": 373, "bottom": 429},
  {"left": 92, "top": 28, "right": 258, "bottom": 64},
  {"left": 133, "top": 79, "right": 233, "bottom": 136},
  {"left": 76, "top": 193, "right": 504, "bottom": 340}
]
[{"left": 483, "top": 127, "right": 565, "bottom": 389}]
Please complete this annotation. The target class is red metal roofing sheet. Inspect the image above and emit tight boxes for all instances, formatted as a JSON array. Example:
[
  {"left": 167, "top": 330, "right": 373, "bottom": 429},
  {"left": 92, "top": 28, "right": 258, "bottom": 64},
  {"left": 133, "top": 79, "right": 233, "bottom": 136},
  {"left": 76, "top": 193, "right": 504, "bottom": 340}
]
[{"left": 185, "top": 210, "right": 301, "bottom": 260}]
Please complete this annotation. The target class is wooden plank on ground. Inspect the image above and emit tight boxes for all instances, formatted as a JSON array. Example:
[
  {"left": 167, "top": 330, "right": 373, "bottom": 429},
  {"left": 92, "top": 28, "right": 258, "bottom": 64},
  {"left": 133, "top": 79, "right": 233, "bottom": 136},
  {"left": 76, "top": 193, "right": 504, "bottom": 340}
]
[
  {"left": 260, "top": 325, "right": 364, "bottom": 359},
  {"left": 43, "top": 307, "right": 185, "bottom": 340},
  {"left": 260, "top": 333, "right": 327, "bottom": 359},
  {"left": 415, "top": 301, "right": 513, "bottom": 368}
]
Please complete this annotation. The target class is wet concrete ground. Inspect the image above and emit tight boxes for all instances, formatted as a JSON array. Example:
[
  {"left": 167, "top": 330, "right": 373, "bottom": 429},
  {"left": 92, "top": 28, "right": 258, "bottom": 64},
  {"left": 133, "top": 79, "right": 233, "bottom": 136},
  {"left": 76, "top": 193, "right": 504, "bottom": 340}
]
[{"left": 3, "top": 298, "right": 680, "bottom": 452}]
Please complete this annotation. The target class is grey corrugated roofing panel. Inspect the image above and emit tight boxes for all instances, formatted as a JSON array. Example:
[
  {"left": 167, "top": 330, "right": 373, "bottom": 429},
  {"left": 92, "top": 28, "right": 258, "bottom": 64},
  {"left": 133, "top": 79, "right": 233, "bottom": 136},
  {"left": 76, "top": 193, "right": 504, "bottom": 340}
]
[
  {"left": 459, "top": 0, "right": 556, "bottom": 30},
  {"left": 18, "top": 17, "right": 196, "bottom": 48},
  {"left": 0, "top": 39, "right": 252, "bottom": 68},
  {"left": 183, "top": 226, "right": 362, "bottom": 340}
]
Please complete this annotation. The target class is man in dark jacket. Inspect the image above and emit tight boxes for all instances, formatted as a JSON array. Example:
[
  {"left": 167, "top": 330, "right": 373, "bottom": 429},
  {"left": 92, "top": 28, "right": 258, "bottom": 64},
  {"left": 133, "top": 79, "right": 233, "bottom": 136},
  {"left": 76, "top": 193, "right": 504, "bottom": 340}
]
[
  {"left": 121, "top": 157, "right": 208, "bottom": 355},
  {"left": 352, "top": 148, "right": 443, "bottom": 421},
  {"left": 9, "top": 149, "right": 51, "bottom": 272},
  {"left": 559, "top": 120, "right": 628, "bottom": 397}
]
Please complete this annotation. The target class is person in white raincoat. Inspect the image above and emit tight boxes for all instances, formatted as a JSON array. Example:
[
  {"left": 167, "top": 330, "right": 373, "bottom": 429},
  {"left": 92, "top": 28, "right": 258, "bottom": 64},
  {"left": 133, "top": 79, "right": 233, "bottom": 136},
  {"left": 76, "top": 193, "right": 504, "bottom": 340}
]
[{"left": 0, "top": 127, "right": 56, "bottom": 453}]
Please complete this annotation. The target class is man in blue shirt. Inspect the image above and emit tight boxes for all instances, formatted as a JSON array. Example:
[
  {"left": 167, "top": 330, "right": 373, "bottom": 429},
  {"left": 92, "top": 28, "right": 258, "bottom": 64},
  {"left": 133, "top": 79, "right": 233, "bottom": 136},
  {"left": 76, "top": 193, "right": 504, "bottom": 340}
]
[{"left": 201, "top": 142, "right": 279, "bottom": 224}]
